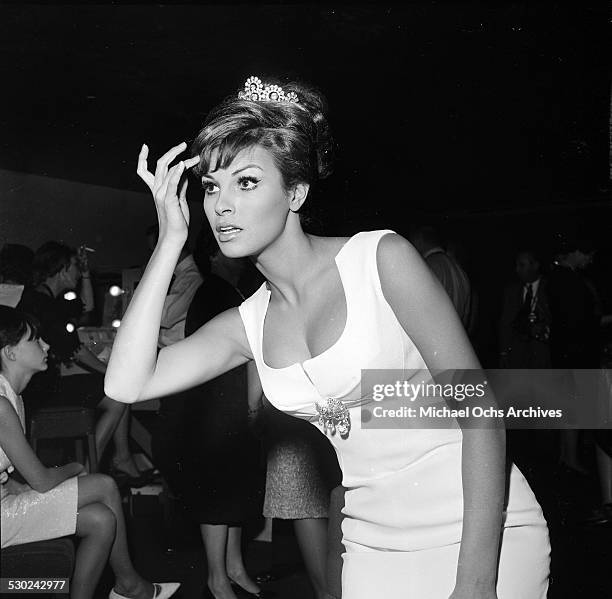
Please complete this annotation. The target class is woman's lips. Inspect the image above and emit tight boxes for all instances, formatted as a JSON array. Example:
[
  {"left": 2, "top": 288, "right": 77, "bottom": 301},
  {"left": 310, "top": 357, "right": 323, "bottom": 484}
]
[{"left": 217, "top": 226, "right": 242, "bottom": 241}]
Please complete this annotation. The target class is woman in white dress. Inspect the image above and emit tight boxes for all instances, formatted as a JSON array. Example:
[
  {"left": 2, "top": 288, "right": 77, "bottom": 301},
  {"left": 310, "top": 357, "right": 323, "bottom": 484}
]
[
  {"left": 105, "top": 77, "right": 550, "bottom": 599},
  {"left": 0, "top": 306, "right": 179, "bottom": 599}
]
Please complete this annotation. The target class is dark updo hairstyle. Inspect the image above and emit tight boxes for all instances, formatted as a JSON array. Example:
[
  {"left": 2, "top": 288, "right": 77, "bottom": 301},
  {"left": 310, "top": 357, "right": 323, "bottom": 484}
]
[
  {"left": 0, "top": 306, "right": 41, "bottom": 358},
  {"left": 32, "top": 241, "right": 77, "bottom": 287},
  {"left": 191, "top": 78, "right": 334, "bottom": 226}
]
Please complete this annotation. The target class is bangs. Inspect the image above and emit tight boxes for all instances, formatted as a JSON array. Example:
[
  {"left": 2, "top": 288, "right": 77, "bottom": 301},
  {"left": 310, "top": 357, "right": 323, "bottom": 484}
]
[
  {"left": 23, "top": 314, "right": 41, "bottom": 341},
  {"left": 0, "top": 306, "right": 41, "bottom": 350},
  {"left": 193, "top": 128, "right": 266, "bottom": 179},
  {"left": 13, "top": 312, "right": 40, "bottom": 343}
]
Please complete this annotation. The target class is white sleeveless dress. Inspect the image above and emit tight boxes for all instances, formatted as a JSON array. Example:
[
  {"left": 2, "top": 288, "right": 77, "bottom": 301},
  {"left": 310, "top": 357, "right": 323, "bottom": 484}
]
[
  {"left": 0, "top": 374, "right": 78, "bottom": 548},
  {"left": 239, "top": 230, "right": 550, "bottom": 598}
]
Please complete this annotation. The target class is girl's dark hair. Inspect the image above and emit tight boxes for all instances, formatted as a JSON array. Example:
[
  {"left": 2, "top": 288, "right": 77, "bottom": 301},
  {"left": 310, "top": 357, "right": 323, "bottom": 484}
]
[
  {"left": 191, "top": 78, "right": 334, "bottom": 224},
  {"left": 32, "top": 241, "right": 76, "bottom": 286},
  {"left": 0, "top": 306, "right": 41, "bottom": 354}
]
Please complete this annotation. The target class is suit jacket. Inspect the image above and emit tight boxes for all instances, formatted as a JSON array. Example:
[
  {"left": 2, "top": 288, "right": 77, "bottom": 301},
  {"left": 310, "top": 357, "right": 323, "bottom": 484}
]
[{"left": 499, "top": 277, "right": 551, "bottom": 368}]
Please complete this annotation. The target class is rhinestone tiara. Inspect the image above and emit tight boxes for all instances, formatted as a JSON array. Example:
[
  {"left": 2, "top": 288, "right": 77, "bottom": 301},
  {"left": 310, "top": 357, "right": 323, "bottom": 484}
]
[{"left": 238, "top": 76, "right": 299, "bottom": 103}]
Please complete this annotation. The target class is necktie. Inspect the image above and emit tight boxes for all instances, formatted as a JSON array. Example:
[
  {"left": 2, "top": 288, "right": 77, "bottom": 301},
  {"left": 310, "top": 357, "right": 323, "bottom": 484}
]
[{"left": 523, "top": 283, "right": 533, "bottom": 312}]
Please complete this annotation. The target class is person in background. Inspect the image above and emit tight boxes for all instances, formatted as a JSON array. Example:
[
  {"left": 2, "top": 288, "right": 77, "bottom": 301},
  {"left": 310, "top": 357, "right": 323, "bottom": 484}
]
[
  {"left": 152, "top": 227, "right": 265, "bottom": 599},
  {"left": 0, "top": 306, "right": 179, "bottom": 599},
  {"left": 409, "top": 224, "right": 473, "bottom": 332},
  {"left": 18, "top": 241, "right": 142, "bottom": 481},
  {"left": 499, "top": 249, "right": 551, "bottom": 369},
  {"left": 145, "top": 224, "right": 160, "bottom": 258},
  {"left": 548, "top": 235, "right": 599, "bottom": 369},
  {"left": 547, "top": 234, "right": 600, "bottom": 477},
  {"left": 151, "top": 225, "right": 203, "bottom": 350},
  {"left": 0, "top": 243, "right": 34, "bottom": 308},
  {"left": 254, "top": 393, "right": 342, "bottom": 599},
  {"left": 548, "top": 233, "right": 612, "bottom": 526}
]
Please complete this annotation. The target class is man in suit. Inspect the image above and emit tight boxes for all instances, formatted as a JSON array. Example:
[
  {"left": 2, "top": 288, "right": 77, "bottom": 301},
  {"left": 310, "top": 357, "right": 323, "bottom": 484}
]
[{"left": 499, "top": 249, "right": 552, "bottom": 369}]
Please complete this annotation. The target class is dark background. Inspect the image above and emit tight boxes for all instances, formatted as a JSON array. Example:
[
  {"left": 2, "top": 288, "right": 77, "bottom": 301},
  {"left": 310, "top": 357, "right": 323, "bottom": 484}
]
[
  {"left": 1, "top": 1, "right": 611, "bottom": 360},
  {"left": 2, "top": 3, "right": 609, "bottom": 205}
]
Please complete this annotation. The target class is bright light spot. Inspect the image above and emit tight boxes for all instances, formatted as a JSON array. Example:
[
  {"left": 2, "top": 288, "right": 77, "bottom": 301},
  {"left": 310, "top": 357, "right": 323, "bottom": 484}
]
[
  {"left": 66, "top": 323, "right": 76, "bottom": 333},
  {"left": 111, "top": 319, "right": 121, "bottom": 328},
  {"left": 109, "top": 285, "right": 124, "bottom": 297},
  {"left": 64, "top": 291, "right": 77, "bottom": 301}
]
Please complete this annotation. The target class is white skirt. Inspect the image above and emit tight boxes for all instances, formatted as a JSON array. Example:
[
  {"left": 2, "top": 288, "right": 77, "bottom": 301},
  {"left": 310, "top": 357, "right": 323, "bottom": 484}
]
[
  {"left": 341, "top": 522, "right": 550, "bottom": 599},
  {"left": 1, "top": 476, "right": 78, "bottom": 548}
]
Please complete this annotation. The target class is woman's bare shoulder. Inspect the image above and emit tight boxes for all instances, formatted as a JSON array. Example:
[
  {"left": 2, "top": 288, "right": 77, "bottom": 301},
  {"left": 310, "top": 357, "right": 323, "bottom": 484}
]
[
  {"left": 376, "top": 232, "right": 441, "bottom": 312},
  {"left": 376, "top": 232, "right": 424, "bottom": 273}
]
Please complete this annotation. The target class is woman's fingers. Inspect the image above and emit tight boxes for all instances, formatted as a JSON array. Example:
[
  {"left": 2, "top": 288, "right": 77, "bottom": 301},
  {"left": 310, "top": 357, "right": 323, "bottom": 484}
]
[
  {"left": 156, "top": 154, "right": 199, "bottom": 202},
  {"left": 153, "top": 141, "right": 187, "bottom": 191},
  {"left": 155, "top": 160, "right": 182, "bottom": 204},
  {"left": 138, "top": 144, "right": 198, "bottom": 228},
  {"left": 136, "top": 144, "right": 155, "bottom": 189},
  {"left": 184, "top": 156, "right": 201, "bottom": 170},
  {"left": 179, "top": 179, "right": 190, "bottom": 226},
  {"left": 164, "top": 160, "right": 185, "bottom": 201}
]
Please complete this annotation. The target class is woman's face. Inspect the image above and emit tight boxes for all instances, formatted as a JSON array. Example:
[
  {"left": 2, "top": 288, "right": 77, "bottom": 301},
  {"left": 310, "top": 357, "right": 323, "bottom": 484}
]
[
  {"left": 8, "top": 329, "right": 49, "bottom": 373},
  {"left": 201, "top": 145, "right": 293, "bottom": 258}
]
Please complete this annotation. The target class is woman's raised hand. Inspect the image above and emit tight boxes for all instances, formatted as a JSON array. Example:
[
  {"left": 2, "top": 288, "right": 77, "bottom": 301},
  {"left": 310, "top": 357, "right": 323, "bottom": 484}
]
[{"left": 137, "top": 142, "right": 201, "bottom": 244}]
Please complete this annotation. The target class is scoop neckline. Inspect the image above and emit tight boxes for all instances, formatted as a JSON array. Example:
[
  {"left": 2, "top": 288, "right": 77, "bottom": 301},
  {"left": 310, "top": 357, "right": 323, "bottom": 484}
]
[{"left": 259, "top": 233, "right": 359, "bottom": 372}]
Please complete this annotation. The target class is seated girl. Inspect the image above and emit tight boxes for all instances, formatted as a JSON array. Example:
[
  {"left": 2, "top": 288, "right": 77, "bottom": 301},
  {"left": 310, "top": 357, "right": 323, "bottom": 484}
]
[{"left": 0, "top": 305, "right": 179, "bottom": 599}]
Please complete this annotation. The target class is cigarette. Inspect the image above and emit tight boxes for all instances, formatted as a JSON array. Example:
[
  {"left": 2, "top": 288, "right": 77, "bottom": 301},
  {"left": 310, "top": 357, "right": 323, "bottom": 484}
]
[{"left": 84, "top": 247, "right": 95, "bottom": 253}]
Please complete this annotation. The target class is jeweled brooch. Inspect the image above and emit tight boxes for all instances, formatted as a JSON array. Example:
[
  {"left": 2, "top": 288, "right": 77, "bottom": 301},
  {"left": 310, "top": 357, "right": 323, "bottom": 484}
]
[{"left": 315, "top": 397, "right": 351, "bottom": 437}]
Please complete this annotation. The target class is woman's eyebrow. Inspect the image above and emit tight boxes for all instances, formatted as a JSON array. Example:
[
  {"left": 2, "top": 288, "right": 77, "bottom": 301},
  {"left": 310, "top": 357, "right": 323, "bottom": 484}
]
[{"left": 231, "top": 164, "right": 264, "bottom": 176}]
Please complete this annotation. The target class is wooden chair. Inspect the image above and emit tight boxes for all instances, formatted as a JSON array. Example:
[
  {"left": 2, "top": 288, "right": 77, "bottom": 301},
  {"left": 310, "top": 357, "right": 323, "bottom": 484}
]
[{"left": 30, "top": 405, "right": 98, "bottom": 472}]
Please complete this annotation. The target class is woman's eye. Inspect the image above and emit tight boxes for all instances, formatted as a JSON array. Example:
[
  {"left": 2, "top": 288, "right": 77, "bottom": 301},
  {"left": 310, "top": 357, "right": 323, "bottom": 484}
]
[
  {"left": 238, "top": 176, "right": 259, "bottom": 190},
  {"left": 202, "top": 181, "right": 219, "bottom": 195}
]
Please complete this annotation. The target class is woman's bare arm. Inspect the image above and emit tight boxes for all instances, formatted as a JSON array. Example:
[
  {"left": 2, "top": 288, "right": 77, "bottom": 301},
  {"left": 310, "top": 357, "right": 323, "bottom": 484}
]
[
  {"left": 0, "top": 397, "right": 84, "bottom": 493},
  {"left": 377, "top": 233, "right": 504, "bottom": 597},
  {"left": 105, "top": 142, "right": 249, "bottom": 402},
  {"left": 135, "top": 308, "right": 251, "bottom": 401},
  {"left": 74, "top": 345, "right": 107, "bottom": 374}
]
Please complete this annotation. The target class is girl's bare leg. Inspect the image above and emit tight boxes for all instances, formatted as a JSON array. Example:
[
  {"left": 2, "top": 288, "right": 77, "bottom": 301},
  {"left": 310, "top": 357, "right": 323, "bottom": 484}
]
[
  {"left": 200, "top": 523, "right": 237, "bottom": 599},
  {"left": 326, "top": 486, "right": 345, "bottom": 599},
  {"left": 294, "top": 518, "right": 328, "bottom": 599},
  {"left": 78, "top": 474, "right": 153, "bottom": 598},
  {"left": 225, "top": 526, "right": 260, "bottom": 593},
  {"left": 72, "top": 502, "right": 116, "bottom": 599},
  {"left": 109, "top": 404, "right": 141, "bottom": 477},
  {"left": 95, "top": 397, "right": 126, "bottom": 462}
]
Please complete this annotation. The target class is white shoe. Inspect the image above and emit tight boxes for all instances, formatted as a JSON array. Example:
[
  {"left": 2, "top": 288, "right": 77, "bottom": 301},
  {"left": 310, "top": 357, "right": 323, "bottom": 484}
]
[{"left": 109, "top": 582, "right": 180, "bottom": 599}]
